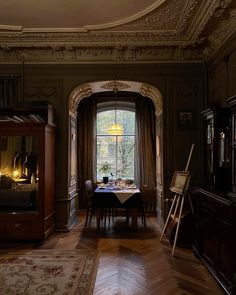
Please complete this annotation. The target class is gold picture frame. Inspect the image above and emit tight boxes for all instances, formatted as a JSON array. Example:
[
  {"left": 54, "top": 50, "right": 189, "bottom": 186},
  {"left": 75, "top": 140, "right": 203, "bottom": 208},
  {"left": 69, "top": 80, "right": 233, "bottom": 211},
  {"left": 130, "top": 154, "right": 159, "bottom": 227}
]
[{"left": 170, "top": 171, "right": 190, "bottom": 194}]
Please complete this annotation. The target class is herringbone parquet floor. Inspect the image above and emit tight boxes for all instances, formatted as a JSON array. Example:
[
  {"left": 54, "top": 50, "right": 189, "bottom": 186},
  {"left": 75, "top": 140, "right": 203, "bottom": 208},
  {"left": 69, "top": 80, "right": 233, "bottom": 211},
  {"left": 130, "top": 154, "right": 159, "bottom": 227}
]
[{"left": 0, "top": 212, "right": 225, "bottom": 295}]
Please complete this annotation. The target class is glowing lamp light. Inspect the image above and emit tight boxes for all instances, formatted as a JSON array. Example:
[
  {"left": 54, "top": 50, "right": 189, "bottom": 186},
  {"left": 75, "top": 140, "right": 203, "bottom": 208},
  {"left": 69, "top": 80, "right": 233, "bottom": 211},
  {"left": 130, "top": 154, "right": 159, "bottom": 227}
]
[
  {"left": 13, "top": 170, "right": 19, "bottom": 178},
  {"left": 108, "top": 123, "right": 123, "bottom": 136},
  {"left": 107, "top": 78, "right": 123, "bottom": 136}
]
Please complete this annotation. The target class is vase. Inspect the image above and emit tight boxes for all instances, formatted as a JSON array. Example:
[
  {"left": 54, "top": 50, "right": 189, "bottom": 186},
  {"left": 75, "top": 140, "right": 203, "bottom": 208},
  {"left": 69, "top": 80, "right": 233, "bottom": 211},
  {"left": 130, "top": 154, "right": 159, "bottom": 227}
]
[{"left": 103, "top": 176, "right": 109, "bottom": 184}]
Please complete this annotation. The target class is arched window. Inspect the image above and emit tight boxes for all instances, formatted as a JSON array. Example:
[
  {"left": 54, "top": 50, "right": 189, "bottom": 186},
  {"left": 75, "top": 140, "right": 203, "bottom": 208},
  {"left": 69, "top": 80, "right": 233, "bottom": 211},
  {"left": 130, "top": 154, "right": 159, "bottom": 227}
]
[{"left": 96, "top": 108, "right": 135, "bottom": 181}]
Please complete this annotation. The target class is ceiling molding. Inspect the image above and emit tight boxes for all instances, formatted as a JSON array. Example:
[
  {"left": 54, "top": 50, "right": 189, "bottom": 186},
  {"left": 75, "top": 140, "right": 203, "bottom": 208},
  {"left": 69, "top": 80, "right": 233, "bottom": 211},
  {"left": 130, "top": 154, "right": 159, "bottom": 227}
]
[
  {"left": 84, "top": 0, "right": 167, "bottom": 31},
  {"left": 0, "top": 0, "right": 235, "bottom": 62}
]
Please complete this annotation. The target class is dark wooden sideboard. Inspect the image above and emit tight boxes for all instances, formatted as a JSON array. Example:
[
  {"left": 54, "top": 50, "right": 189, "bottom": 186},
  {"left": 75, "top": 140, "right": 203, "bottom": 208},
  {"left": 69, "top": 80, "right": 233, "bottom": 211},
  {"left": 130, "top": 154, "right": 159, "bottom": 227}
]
[
  {"left": 191, "top": 96, "right": 236, "bottom": 295},
  {"left": 191, "top": 187, "right": 236, "bottom": 295}
]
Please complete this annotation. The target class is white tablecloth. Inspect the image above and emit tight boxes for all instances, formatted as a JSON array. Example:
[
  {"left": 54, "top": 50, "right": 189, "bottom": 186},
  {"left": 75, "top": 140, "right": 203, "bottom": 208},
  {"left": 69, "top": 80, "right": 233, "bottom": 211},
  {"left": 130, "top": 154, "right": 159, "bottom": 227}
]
[{"left": 113, "top": 189, "right": 140, "bottom": 204}]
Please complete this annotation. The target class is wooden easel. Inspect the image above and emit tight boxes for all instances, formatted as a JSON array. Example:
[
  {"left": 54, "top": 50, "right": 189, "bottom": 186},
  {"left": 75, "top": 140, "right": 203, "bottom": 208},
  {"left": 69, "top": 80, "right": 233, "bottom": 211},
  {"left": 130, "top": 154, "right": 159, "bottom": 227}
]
[{"left": 160, "top": 144, "right": 194, "bottom": 256}]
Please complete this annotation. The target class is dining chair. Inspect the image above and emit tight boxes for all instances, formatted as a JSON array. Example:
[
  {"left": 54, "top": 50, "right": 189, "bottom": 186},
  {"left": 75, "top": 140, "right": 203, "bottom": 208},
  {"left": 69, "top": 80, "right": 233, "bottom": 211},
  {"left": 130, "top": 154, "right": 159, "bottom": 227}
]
[
  {"left": 84, "top": 179, "right": 95, "bottom": 227},
  {"left": 125, "top": 185, "right": 147, "bottom": 229},
  {"left": 140, "top": 184, "right": 148, "bottom": 228}
]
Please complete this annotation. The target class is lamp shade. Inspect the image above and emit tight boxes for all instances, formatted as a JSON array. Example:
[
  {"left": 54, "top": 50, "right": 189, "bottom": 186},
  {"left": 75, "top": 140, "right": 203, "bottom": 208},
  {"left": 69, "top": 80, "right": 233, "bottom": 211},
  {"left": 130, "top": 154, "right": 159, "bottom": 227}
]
[{"left": 108, "top": 123, "right": 123, "bottom": 135}]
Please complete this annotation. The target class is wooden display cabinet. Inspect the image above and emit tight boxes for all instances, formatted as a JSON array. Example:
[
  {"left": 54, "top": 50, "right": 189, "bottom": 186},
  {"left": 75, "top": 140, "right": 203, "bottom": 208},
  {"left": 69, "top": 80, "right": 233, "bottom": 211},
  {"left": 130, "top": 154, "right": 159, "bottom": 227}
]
[
  {"left": 0, "top": 104, "right": 55, "bottom": 240},
  {"left": 201, "top": 107, "right": 230, "bottom": 192},
  {"left": 192, "top": 103, "right": 236, "bottom": 295},
  {"left": 227, "top": 95, "right": 236, "bottom": 195}
]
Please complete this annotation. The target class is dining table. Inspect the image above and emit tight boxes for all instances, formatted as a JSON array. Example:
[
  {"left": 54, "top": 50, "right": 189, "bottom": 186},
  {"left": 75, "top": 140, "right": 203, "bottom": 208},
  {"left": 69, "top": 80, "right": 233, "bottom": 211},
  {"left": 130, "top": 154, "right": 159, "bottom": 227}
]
[{"left": 93, "top": 184, "right": 143, "bottom": 230}]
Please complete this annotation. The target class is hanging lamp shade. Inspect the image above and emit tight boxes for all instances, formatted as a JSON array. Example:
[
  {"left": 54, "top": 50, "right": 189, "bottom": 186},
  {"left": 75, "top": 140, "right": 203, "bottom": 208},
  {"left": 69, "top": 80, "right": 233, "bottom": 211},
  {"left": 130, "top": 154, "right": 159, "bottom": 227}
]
[
  {"left": 108, "top": 122, "right": 123, "bottom": 135},
  {"left": 107, "top": 78, "right": 123, "bottom": 136}
]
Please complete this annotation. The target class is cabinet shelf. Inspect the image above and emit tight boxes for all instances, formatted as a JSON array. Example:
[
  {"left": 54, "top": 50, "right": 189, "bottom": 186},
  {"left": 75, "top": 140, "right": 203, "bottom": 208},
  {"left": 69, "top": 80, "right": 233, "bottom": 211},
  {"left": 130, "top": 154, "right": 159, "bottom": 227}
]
[{"left": 0, "top": 105, "right": 55, "bottom": 240}]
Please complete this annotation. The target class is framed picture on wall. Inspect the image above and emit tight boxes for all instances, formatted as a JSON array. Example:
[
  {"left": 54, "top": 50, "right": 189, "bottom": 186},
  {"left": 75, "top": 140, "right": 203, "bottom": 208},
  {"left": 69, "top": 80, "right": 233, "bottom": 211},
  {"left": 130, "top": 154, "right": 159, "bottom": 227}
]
[{"left": 178, "top": 110, "right": 195, "bottom": 130}]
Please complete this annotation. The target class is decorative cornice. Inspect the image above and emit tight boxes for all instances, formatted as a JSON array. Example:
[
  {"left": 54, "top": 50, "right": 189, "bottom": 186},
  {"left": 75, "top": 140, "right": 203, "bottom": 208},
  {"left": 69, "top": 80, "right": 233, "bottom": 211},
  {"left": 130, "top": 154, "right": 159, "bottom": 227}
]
[
  {"left": 0, "top": 0, "right": 234, "bottom": 62},
  {"left": 0, "top": 45, "right": 205, "bottom": 63}
]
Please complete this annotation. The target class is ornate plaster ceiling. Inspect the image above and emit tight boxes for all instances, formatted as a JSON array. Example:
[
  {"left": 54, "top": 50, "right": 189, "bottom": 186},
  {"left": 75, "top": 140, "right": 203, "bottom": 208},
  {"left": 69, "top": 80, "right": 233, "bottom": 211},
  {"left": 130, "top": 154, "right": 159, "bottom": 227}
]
[{"left": 0, "top": 0, "right": 235, "bottom": 63}]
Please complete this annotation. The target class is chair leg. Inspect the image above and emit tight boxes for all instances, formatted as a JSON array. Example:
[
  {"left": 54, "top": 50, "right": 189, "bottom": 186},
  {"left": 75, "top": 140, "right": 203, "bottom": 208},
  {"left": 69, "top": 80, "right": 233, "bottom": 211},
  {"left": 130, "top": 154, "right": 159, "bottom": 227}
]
[
  {"left": 104, "top": 208, "right": 107, "bottom": 229},
  {"left": 85, "top": 208, "right": 89, "bottom": 227},
  {"left": 88, "top": 207, "right": 93, "bottom": 224},
  {"left": 142, "top": 210, "right": 147, "bottom": 228},
  {"left": 126, "top": 209, "right": 130, "bottom": 224}
]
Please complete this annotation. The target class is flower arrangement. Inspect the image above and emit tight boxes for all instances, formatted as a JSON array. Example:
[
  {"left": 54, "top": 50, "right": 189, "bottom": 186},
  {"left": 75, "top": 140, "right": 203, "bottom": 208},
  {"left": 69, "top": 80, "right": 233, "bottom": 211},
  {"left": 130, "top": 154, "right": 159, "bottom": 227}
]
[{"left": 99, "top": 162, "right": 112, "bottom": 176}]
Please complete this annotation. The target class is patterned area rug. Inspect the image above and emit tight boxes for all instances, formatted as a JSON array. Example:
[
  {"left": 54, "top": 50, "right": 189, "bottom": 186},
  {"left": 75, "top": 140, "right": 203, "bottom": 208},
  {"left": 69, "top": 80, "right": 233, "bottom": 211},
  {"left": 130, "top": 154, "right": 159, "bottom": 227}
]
[{"left": 0, "top": 249, "right": 99, "bottom": 295}]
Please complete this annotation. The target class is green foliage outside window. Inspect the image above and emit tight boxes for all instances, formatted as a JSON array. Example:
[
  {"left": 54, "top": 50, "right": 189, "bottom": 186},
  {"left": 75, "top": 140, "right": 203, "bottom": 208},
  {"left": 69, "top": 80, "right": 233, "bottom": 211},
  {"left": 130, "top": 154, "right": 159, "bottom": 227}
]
[{"left": 97, "top": 109, "right": 135, "bottom": 181}]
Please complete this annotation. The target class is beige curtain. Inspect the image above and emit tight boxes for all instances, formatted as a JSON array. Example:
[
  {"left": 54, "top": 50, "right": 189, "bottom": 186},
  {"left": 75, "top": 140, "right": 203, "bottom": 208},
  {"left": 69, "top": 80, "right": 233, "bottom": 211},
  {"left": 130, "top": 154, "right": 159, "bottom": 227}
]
[
  {"left": 135, "top": 97, "right": 156, "bottom": 212},
  {"left": 77, "top": 97, "right": 97, "bottom": 208}
]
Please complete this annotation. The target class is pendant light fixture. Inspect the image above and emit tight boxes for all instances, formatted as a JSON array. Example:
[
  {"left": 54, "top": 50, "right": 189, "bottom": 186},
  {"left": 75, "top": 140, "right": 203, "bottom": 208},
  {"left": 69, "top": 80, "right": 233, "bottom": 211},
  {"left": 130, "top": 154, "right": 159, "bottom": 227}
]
[{"left": 108, "top": 79, "right": 123, "bottom": 136}]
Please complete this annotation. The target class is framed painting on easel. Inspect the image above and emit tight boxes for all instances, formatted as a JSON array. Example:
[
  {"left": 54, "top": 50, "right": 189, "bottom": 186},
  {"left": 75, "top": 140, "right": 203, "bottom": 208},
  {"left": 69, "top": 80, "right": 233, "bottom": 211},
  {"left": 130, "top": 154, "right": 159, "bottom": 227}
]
[{"left": 170, "top": 171, "right": 190, "bottom": 195}]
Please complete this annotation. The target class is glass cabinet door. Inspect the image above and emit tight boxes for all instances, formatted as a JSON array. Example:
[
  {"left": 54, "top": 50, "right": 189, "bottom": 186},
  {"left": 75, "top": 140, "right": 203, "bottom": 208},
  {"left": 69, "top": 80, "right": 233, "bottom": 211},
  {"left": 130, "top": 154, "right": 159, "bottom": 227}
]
[
  {"left": 231, "top": 112, "right": 236, "bottom": 193},
  {"left": 204, "top": 117, "right": 214, "bottom": 188},
  {"left": 0, "top": 135, "right": 39, "bottom": 212}
]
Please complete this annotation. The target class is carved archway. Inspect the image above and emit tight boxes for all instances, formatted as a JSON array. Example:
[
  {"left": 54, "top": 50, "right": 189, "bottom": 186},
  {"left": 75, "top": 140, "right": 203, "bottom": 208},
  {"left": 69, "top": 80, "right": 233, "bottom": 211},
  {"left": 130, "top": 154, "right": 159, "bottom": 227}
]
[
  {"left": 69, "top": 80, "right": 163, "bottom": 115},
  {"left": 68, "top": 80, "right": 164, "bottom": 224}
]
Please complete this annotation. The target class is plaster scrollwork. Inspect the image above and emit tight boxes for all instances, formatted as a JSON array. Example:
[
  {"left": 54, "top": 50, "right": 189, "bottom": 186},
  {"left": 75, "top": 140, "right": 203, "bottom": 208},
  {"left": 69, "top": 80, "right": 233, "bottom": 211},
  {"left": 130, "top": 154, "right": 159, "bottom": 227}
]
[
  {"left": 69, "top": 115, "right": 77, "bottom": 187},
  {"left": 69, "top": 84, "right": 93, "bottom": 114},
  {"left": 108, "top": 0, "right": 183, "bottom": 32},
  {"left": 69, "top": 81, "right": 163, "bottom": 121},
  {"left": 24, "top": 85, "right": 58, "bottom": 100},
  {"left": 139, "top": 83, "right": 163, "bottom": 116},
  {"left": 0, "top": 0, "right": 234, "bottom": 61},
  {"left": 114, "top": 46, "right": 123, "bottom": 61},
  {"left": 101, "top": 81, "right": 130, "bottom": 91},
  {"left": 201, "top": 7, "right": 236, "bottom": 58},
  {"left": 0, "top": 0, "right": 235, "bottom": 63},
  {"left": 177, "top": 0, "right": 202, "bottom": 36}
]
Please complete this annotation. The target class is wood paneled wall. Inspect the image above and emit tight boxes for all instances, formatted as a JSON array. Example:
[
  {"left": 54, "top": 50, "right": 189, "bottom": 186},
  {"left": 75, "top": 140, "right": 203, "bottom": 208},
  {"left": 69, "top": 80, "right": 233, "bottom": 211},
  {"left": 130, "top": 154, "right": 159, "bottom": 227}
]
[{"left": 0, "top": 63, "right": 205, "bottom": 230}]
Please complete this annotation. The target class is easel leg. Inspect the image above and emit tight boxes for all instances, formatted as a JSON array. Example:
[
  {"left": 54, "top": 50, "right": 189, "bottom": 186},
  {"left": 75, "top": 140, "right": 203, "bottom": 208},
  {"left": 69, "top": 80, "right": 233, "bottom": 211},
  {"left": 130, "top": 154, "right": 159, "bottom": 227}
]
[
  {"left": 172, "top": 195, "right": 185, "bottom": 256},
  {"left": 160, "top": 194, "right": 178, "bottom": 241},
  {"left": 172, "top": 195, "right": 180, "bottom": 220}
]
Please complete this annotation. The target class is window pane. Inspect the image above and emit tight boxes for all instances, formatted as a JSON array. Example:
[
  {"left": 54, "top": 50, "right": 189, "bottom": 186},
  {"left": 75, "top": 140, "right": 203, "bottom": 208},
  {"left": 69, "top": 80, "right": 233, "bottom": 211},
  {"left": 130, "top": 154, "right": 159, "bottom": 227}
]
[
  {"left": 97, "top": 136, "right": 116, "bottom": 180},
  {"left": 116, "top": 110, "right": 135, "bottom": 135},
  {"left": 97, "top": 110, "right": 135, "bottom": 135},
  {"left": 117, "top": 136, "right": 135, "bottom": 179},
  {"left": 96, "top": 109, "right": 135, "bottom": 181},
  {"left": 97, "top": 110, "right": 115, "bottom": 135}
]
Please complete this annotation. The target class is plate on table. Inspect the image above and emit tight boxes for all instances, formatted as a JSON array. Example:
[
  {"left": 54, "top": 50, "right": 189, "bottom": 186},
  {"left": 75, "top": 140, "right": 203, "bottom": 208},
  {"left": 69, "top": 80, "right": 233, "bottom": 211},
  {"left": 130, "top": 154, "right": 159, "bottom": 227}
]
[{"left": 129, "top": 185, "right": 137, "bottom": 189}]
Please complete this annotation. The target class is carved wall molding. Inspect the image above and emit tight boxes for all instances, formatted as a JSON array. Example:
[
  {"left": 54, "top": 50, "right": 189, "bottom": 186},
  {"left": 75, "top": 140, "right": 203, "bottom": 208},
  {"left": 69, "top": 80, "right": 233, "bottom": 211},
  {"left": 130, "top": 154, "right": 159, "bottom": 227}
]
[
  {"left": 24, "top": 85, "right": 59, "bottom": 100},
  {"left": 69, "top": 84, "right": 93, "bottom": 114},
  {"left": 200, "top": 7, "right": 236, "bottom": 58},
  {"left": 69, "top": 115, "right": 77, "bottom": 187},
  {"left": 139, "top": 83, "right": 163, "bottom": 116},
  {"left": 0, "top": 45, "right": 206, "bottom": 63},
  {"left": 69, "top": 81, "right": 163, "bottom": 116},
  {"left": 101, "top": 81, "right": 130, "bottom": 91}
]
